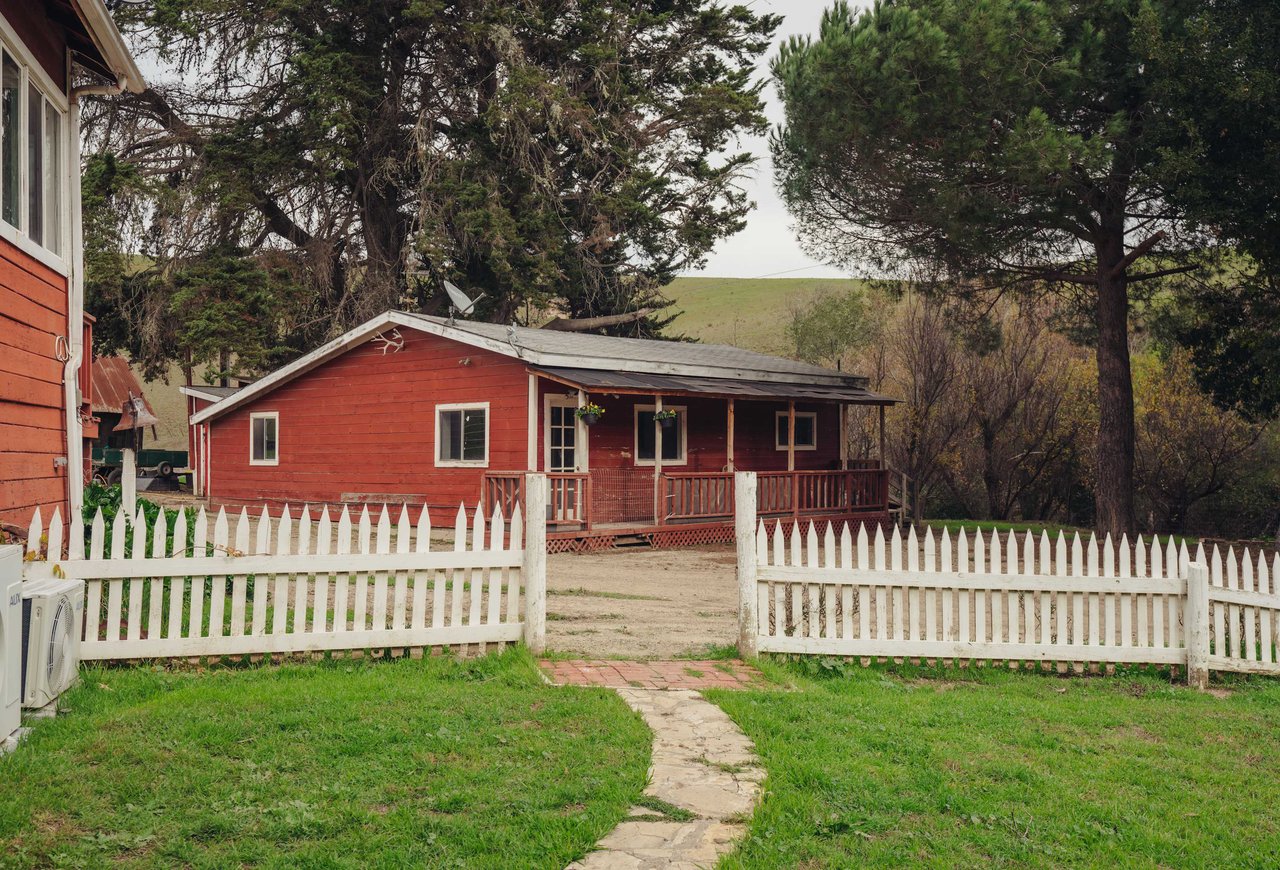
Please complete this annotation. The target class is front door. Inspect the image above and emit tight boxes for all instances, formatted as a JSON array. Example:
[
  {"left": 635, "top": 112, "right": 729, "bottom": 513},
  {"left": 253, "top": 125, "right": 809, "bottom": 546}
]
[
  {"left": 547, "top": 400, "right": 578, "bottom": 472},
  {"left": 546, "top": 397, "right": 584, "bottom": 522}
]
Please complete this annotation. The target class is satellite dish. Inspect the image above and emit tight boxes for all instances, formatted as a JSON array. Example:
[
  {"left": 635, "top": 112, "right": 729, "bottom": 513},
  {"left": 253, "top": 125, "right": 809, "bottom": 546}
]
[{"left": 443, "top": 280, "right": 486, "bottom": 322}]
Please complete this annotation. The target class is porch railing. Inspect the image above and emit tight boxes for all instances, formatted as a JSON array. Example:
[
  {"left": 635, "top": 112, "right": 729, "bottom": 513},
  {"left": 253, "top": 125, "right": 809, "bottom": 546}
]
[
  {"left": 484, "top": 472, "right": 589, "bottom": 527},
  {"left": 485, "top": 468, "right": 889, "bottom": 530},
  {"left": 663, "top": 469, "right": 889, "bottom": 524}
]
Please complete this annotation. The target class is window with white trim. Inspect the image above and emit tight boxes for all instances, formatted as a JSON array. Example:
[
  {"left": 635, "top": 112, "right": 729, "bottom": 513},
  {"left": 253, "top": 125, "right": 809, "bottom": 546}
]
[
  {"left": 436, "top": 403, "right": 489, "bottom": 466},
  {"left": 0, "top": 39, "right": 67, "bottom": 260},
  {"left": 634, "top": 405, "right": 687, "bottom": 465},
  {"left": 249, "top": 412, "right": 279, "bottom": 465},
  {"left": 775, "top": 411, "right": 818, "bottom": 451}
]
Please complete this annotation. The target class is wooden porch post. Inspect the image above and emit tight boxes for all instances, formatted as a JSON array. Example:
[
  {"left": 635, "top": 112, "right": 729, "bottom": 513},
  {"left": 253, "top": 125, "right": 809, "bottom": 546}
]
[
  {"left": 726, "top": 398, "right": 735, "bottom": 472},
  {"left": 654, "top": 394, "right": 664, "bottom": 525},
  {"left": 788, "top": 400, "right": 797, "bottom": 518},
  {"left": 878, "top": 404, "right": 887, "bottom": 465},
  {"left": 838, "top": 403, "right": 849, "bottom": 470},
  {"left": 527, "top": 373, "right": 538, "bottom": 471},
  {"left": 575, "top": 388, "right": 589, "bottom": 473}
]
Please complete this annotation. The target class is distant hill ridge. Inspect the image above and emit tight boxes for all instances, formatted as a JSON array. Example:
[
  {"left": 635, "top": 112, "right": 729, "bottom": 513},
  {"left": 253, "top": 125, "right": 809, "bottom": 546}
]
[{"left": 662, "top": 276, "right": 868, "bottom": 356}]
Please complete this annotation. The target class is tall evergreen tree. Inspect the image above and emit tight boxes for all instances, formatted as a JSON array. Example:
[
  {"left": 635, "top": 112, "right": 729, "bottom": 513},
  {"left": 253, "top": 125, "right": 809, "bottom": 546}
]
[
  {"left": 771, "top": 0, "right": 1221, "bottom": 538},
  {"left": 86, "top": 1, "right": 779, "bottom": 372}
]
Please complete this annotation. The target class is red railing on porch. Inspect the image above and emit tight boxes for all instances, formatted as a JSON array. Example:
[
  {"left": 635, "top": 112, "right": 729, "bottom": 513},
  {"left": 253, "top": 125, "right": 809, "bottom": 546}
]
[
  {"left": 484, "top": 468, "right": 889, "bottom": 531},
  {"left": 664, "top": 469, "right": 888, "bottom": 523},
  {"left": 484, "top": 472, "right": 590, "bottom": 527}
]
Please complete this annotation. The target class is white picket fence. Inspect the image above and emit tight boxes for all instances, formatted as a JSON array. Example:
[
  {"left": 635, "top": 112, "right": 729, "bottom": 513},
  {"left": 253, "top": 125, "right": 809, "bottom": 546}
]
[
  {"left": 21, "top": 476, "right": 549, "bottom": 661},
  {"left": 732, "top": 472, "right": 1278, "bottom": 686}
]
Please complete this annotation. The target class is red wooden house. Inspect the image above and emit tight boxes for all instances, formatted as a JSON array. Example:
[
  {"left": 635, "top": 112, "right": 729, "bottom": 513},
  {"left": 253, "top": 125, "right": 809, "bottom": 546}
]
[
  {"left": 190, "top": 311, "right": 896, "bottom": 549},
  {"left": 0, "top": 0, "right": 142, "bottom": 528}
]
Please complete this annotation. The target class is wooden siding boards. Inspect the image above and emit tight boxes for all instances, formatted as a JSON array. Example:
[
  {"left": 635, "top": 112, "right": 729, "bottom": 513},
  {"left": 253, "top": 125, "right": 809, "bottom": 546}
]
[
  {"left": 206, "top": 330, "right": 530, "bottom": 521},
  {"left": 0, "top": 237, "right": 69, "bottom": 527}
]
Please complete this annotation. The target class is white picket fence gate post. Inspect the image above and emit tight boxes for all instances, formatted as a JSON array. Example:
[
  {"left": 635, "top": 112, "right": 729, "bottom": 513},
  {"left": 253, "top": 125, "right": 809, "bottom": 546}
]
[
  {"left": 1185, "top": 561, "right": 1210, "bottom": 689},
  {"left": 23, "top": 498, "right": 547, "bottom": 662},
  {"left": 735, "top": 471, "right": 758, "bottom": 658},
  {"left": 735, "top": 507, "right": 1276, "bottom": 689},
  {"left": 523, "top": 473, "right": 548, "bottom": 656}
]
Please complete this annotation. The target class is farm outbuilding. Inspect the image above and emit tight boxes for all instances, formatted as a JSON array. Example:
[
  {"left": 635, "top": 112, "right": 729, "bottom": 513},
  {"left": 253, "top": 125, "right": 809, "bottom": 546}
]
[{"left": 189, "top": 311, "right": 897, "bottom": 549}]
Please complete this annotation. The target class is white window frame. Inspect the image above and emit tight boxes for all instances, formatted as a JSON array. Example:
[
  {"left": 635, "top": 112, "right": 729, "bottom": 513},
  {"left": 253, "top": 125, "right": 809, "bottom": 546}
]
[
  {"left": 775, "top": 410, "right": 818, "bottom": 452},
  {"left": 633, "top": 403, "right": 688, "bottom": 467},
  {"left": 0, "top": 16, "right": 70, "bottom": 275},
  {"left": 435, "top": 401, "right": 490, "bottom": 468},
  {"left": 248, "top": 411, "right": 279, "bottom": 466}
]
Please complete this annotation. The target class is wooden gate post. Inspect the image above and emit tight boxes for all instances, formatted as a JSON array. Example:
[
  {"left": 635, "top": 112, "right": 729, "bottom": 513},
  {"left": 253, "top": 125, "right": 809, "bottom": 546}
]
[
  {"left": 1185, "top": 561, "right": 1210, "bottom": 690},
  {"left": 735, "top": 471, "right": 758, "bottom": 658},
  {"left": 523, "top": 473, "right": 548, "bottom": 655}
]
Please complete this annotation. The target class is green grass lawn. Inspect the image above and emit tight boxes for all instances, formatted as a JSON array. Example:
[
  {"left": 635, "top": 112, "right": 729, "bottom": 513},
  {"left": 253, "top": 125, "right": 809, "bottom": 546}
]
[
  {"left": 710, "top": 661, "right": 1280, "bottom": 868},
  {"left": 0, "top": 649, "right": 649, "bottom": 869}
]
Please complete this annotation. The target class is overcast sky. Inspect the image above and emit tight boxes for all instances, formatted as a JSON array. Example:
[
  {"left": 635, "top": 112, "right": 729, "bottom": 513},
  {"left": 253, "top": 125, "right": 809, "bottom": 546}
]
[{"left": 686, "top": 0, "right": 862, "bottom": 280}]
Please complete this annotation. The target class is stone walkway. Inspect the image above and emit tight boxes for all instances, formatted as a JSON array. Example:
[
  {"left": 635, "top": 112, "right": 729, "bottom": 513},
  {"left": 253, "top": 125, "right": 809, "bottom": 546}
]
[
  {"left": 546, "top": 661, "right": 765, "bottom": 870},
  {"left": 540, "top": 658, "right": 763, "bottom": 691}
]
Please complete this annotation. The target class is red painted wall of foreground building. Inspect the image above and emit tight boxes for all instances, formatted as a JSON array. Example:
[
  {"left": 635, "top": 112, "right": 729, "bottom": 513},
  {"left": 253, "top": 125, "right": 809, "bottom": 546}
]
[
  {"left": 0, "top": 241, "right": 71, "bottom": 528},
  {"left": 206, "top": 330, "right": 530, "bottom": 523}
]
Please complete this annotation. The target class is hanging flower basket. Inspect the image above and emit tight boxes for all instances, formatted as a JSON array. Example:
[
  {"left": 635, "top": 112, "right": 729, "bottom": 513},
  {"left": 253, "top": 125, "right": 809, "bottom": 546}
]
[
  {"left": 575, "top": 403, "right": 605, "bottom": 425},
  {"left": 655, "top": 409, "right": 678, "bottom": 429}
]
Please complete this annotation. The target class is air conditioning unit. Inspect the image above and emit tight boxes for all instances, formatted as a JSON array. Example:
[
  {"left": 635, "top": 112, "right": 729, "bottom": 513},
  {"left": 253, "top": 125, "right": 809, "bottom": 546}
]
[
  {"left": 21, "top": 576, "right": 84, "bottom": 709},
  {"left": 1, "top": 546, "right": 21, "bottom": 743}
]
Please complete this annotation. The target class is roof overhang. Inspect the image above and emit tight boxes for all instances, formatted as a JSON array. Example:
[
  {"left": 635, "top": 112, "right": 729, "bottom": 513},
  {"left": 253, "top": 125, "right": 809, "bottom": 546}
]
[
  {"left": 192, "top": 310, "right": 891, "bottom": 425},
  {"left": 179, "top": 385, "right": 239, "bottom": 404},
  {"left": 533, "top": 367, "right": 897, "bottom": 405},
  {"left": 64, "top": 0, "right": 146, "bottom": 92}
]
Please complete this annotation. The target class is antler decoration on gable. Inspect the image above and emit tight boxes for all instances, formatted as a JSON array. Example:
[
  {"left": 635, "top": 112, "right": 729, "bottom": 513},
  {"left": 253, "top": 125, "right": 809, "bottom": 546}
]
[{"left": 371, "top": 329, "right": 405, "bottom": 355}]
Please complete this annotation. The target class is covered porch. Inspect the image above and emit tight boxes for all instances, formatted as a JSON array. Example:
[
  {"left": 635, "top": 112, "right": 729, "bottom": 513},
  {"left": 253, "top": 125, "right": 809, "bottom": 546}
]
[{"left": 486, "top": 366, "right": 897, "bottom": 550}]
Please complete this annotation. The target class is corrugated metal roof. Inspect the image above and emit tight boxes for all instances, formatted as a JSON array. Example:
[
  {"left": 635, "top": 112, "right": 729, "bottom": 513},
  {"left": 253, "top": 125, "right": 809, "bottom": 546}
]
[
  {"left": 91, "top": 357, "right": 157, "bottom": 417},
  {"left": 399, "top": 312, "right": 869, "bottom": 387},
  {"left": 534, "top": 367, "right": 896, "bottom": 405}
]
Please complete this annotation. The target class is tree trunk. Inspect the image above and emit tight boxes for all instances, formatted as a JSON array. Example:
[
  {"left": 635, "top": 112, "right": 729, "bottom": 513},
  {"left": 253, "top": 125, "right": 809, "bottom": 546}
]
[{"left": 1094, "top": 231, "right": 1137, "bottom": 540}]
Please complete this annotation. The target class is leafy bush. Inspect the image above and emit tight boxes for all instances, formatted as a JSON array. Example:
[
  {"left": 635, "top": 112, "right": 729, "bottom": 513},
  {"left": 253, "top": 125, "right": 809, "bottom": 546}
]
[{"left": 81, "top": 482, "right": 199, "bottom": 558}]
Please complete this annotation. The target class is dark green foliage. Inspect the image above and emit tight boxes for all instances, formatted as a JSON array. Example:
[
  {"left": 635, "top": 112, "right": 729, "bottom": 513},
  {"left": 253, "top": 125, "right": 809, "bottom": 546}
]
[
  {"left": 1139, "top": 1, "right": 1280, "bottom": 418},
  {"left": 82, "top": 482, "right": 198, "bottom": 558},
  {"left": 1152, "top": 277, "right": 1280, "bottom": 421},
  {"left": 86, "top": 0, "right": 780, "bottom": 377}
]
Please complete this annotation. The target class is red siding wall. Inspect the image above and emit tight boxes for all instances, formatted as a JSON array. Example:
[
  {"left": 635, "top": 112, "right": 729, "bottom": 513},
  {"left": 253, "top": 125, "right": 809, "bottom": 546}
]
[
  {"left": 0, "top": 239, "right": 69, "bottom": 527},
  {"left": 534, "top": 379, "right": 841, "bottom": 473},
  {"left": 206, "top": 331, "right": 530, "bottom": 522}
]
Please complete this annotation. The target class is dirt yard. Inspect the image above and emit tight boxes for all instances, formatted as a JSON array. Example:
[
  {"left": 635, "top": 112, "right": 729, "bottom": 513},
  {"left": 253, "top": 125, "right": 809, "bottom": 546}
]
[{"left": 546, "top": 545, "right": 739, "bottom": 659}]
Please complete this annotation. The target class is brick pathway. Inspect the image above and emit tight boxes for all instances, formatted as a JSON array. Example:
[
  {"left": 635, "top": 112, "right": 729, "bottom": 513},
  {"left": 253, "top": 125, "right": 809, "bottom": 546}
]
[{"left": 540, "top": 659, "right": 762, "bottom": 691}]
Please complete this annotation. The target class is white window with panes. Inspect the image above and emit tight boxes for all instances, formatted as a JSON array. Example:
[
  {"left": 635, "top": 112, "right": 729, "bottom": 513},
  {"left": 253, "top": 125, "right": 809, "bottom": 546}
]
[
  {"left": 436, "top": 402, "right": 489, "bottom": 467},
  {"left": 0, "top": 27, "right": 68, "bottom": 270}
]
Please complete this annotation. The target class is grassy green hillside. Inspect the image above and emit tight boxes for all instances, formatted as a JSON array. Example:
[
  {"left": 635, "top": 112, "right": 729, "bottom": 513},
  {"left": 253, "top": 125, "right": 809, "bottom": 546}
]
[{"left": 662, "top": 276, "right": 868, "bottom": 354}]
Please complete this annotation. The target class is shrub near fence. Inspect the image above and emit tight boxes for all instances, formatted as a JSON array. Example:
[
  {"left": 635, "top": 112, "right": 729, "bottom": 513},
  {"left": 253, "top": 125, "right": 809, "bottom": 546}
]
[
  {"left": 22, "top": 476, "right": 550, "bottom": 662},
  {"left": 732, "top": 472, "right": 1277, "bottom": 688}
]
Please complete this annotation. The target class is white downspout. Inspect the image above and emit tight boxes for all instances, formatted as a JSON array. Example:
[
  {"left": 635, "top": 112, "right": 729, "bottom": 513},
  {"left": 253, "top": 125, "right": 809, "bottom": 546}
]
[{"left": 64, "top": 75, "right": 127, "bottom": 519}]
